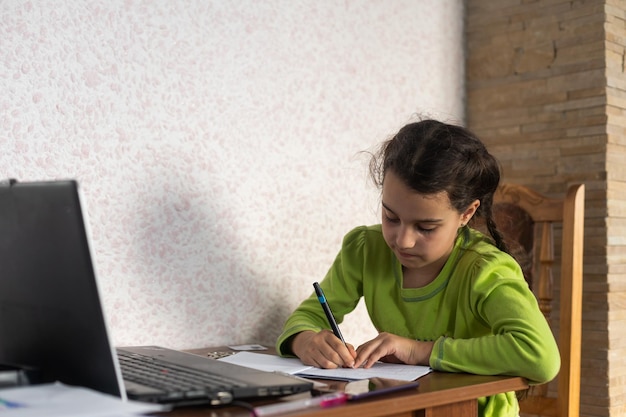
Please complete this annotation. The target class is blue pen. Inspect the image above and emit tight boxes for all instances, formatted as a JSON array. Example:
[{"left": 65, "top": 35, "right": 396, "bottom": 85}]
[{"left": 313, "top": 282, "right": 346, "bottom": 345}]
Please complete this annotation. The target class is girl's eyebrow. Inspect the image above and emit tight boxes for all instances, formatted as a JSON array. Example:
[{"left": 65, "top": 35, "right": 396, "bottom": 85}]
[
  {"left": 381, "top": 201, "right": 395, "bottom": 214},
  {"left": 381, "top": 201, "right": 444, "bottom": 223}
]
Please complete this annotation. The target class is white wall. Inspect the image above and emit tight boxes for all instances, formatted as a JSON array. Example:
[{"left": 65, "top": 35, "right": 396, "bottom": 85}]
[{"left": 0, "top": 0, "right": 465, "bottom": 349}]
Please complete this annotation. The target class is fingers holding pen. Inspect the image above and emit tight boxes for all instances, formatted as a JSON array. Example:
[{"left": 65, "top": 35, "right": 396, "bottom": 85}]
[
  {"left": 346, "top": 343, "right": 357, "bottom": 364},
  {"left": 292, "top": 330, "right": 356, "bottom": 369},
  {"left": 313, "top": 330, "right": 356, "bottom": 369},
  {"left": 291, "top": 284, "right": 356, "bottom": 368}
]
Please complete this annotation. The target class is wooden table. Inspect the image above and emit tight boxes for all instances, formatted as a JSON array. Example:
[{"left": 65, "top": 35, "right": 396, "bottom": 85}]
[{"left": 160, "top": 347, "right": 528, "bottom": 417}]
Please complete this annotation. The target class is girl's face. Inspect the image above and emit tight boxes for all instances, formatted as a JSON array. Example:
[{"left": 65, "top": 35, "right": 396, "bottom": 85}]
[{"left": 381, "top": 170, "right": 479, "bottom": 285}]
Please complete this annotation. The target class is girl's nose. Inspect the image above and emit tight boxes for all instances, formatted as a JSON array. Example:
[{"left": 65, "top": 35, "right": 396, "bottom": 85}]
[{"left": 395, "top": 225, "right": 416, "bottom": 249}]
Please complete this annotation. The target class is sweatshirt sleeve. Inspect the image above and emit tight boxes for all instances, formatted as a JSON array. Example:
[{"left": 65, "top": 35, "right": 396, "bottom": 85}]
[
  {"left": 430, "top": 256, "right": 561, "bottom": 385},
  {"left": 275, "top": 227, "right": 366, "bottom": 356}
]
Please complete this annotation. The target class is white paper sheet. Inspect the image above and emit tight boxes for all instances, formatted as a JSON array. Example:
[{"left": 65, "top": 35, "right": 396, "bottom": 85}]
[
  {"left": 0, "top": 382, "right": 164, "bottom": 417},
  {"left": 218, "top": 352, "right": 431, "bottom": 382}
]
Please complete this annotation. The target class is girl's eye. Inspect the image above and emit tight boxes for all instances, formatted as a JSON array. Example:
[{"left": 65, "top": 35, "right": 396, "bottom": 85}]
[{"left": 417, "top": 226, "right": 436, "bottom": 234}]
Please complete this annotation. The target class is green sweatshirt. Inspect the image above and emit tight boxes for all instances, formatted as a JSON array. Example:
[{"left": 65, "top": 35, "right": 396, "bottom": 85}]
[{"left": 276, "top": 225, "right": 560, "bottom": 417}]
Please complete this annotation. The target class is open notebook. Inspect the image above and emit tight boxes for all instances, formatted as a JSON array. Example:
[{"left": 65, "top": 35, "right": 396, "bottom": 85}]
[
  {"left": 218, "top": 351, "right": 431, "bottom": 382},
  {"left": 0, "top": 179, "right": 312, "bottom": 407}
]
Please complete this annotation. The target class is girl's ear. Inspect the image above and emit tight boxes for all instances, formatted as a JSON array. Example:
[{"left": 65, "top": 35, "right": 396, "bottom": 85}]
[{"left": 461, "top": 199, "right": 481, "bottom": 226}]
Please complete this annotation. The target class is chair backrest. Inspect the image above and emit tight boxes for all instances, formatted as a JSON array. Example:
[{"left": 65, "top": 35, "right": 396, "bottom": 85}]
[{"left": 492, "top": 183, "right": 585, "bottom": 417}]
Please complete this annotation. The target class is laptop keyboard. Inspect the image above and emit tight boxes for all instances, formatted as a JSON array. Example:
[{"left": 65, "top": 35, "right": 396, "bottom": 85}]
[{"left": 117, "top": 350, "right": 246, "bottom": 400}]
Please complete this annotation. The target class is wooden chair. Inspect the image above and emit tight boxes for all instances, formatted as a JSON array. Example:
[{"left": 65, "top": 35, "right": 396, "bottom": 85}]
[{"left": 491, "top": 183, "right": 585, "bottom": 417}]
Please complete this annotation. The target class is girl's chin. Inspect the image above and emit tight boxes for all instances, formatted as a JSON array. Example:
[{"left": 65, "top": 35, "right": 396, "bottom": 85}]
[
  {"left": 401, "top": 262, "right": 425, "bottom": 271},
  {"left": 397, "top": 256, "right": 426, "bottom": 270}
]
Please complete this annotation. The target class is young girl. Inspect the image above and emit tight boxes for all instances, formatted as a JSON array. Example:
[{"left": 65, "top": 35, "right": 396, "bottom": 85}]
[{"left": 276, "top": 119, "right": 560, "bottom": 417}]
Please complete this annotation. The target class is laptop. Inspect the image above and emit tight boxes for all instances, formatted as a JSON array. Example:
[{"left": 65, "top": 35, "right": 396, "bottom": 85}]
[{"left": 0, "top": 179, "right": 312, "bottom": 406}]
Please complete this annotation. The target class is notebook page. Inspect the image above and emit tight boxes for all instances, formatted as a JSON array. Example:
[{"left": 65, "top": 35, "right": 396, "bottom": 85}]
[{"left": 218, "top": 351, "right": 431, "bottom": 382}]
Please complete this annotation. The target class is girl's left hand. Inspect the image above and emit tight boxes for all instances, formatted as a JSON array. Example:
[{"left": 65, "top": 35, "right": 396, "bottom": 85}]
[{"left": 354, "top": 332, "right": 434, "bottom": 369}]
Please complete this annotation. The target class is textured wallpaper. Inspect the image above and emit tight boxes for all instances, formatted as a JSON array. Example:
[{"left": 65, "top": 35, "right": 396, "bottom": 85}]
[{"left": 0, "top": 0, "right": 464, "bottom": 350}]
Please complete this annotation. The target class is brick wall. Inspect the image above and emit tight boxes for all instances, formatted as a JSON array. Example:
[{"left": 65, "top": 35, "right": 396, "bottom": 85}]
[
  {"left": 605, "top": 1, "right": 626, "bottom": 416},
  {"left": 466, "top": 1, "right": 624, "bottom": 416}
]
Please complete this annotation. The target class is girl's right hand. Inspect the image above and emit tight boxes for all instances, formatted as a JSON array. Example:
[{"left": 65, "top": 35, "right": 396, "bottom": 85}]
[{"left": 291, "top": 330, "right": 357, "bottom": 369}]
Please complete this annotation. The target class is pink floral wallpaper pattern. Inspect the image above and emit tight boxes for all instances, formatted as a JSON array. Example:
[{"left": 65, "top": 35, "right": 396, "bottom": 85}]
[{"left": 0, "top": 0, "right": 464, "bottom": 350}]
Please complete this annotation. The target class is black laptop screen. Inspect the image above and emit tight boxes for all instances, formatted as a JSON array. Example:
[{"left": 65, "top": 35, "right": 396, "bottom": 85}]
[{"left": 0, "top": 179, "right": 123, "bottom": 397}]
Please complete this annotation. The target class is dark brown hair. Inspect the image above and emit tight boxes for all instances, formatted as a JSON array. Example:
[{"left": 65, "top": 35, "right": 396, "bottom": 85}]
[{"left": 369, "top": 119, "right": 508, "bottom": 252}]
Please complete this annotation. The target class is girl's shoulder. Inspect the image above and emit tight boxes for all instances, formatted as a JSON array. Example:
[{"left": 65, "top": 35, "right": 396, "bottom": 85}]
[
  {"left": 343, "top": 224, "right": 383, "bottom": 243},
  {"left": 462, "top": 227, "right": 512, "bottom": 259},
  {"left": 457, "top": 228, "right": 526, "bottom": 284},
  {"left": 341, "top": 224, "right": 390, "bottom": 254},
  {"left": 340, "top": 225, "right": 395, "bottom": 271},
  {"left": 457, "top": 228, "right": 519, "bottom": 275}
]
